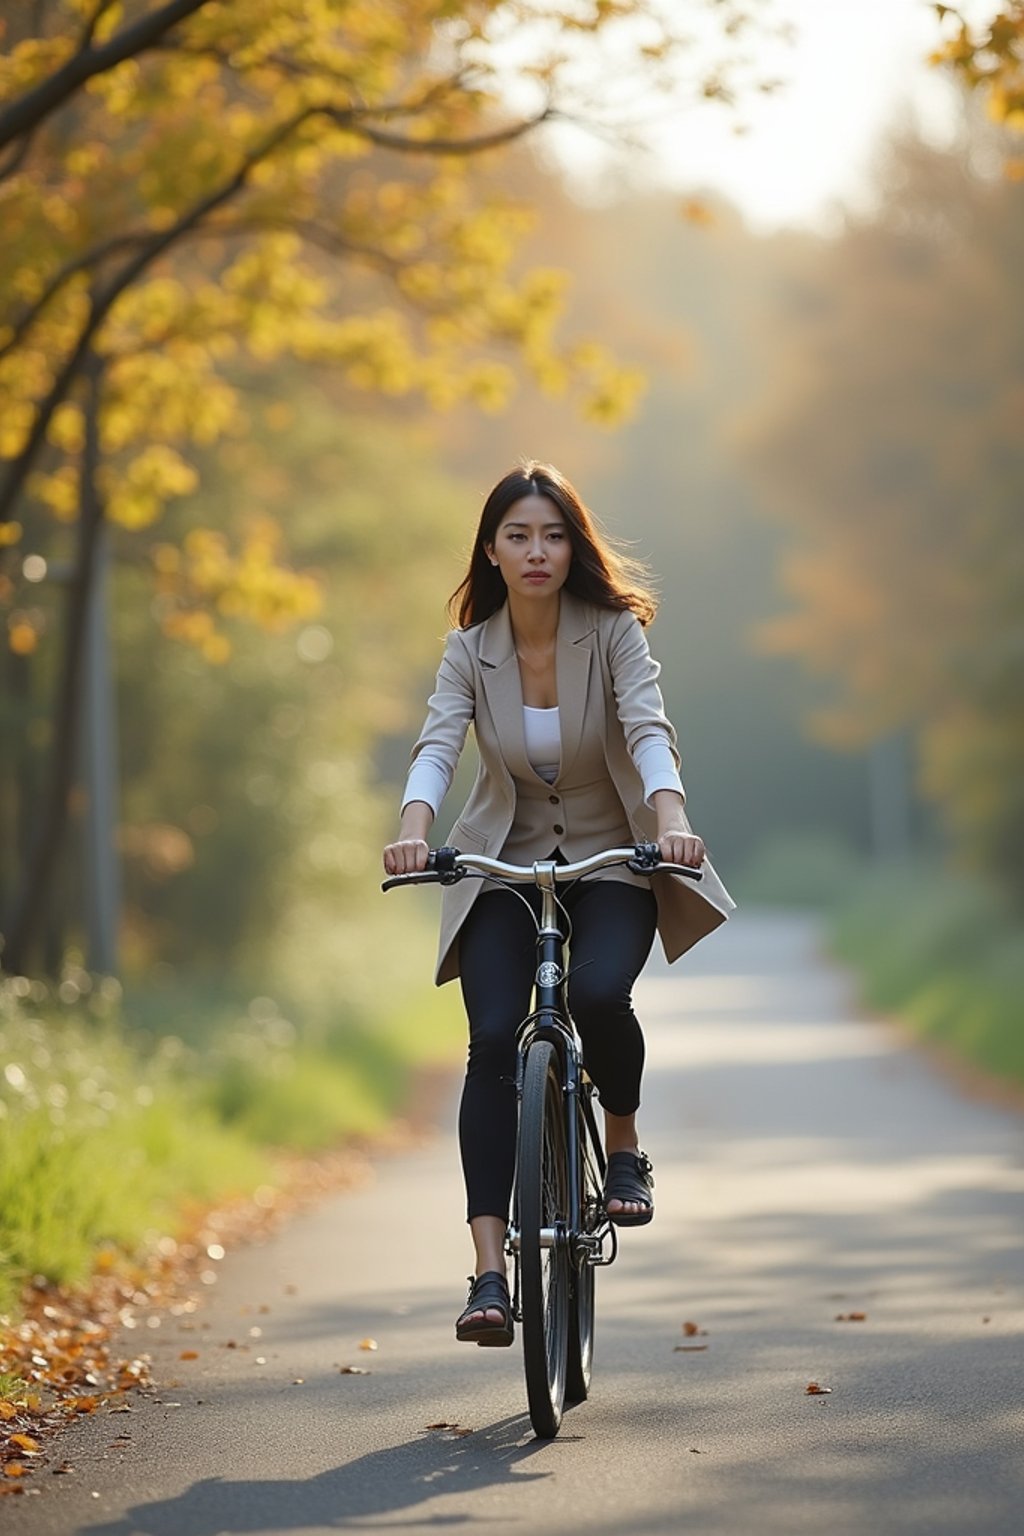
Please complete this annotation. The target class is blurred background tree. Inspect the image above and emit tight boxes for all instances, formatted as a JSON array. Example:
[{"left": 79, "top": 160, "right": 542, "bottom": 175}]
[{"left": 735, "top": 126, "right": 1024, "bottom": 908}]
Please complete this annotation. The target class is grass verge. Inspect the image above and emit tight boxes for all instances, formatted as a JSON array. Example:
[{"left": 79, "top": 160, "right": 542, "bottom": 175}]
[
  {"left": 827, "top": 862, "right": 1024, "bottom": 1092},
  {"left": 0, "top": 957, "right": 462, "bottom": 1316}
]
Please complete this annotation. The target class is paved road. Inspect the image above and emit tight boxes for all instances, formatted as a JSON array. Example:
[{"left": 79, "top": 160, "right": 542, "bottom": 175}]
[{"left": 6, "top": 913, "right": 1023, "bottom": 1536}]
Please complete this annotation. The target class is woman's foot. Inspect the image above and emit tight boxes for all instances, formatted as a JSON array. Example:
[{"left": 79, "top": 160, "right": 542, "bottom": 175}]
[
  {"left": 603, "top": 1109, "right": 652, "bottom": 1221},
  {"left": 455, "top": 1271, "right": 514, "bottom": 1347},
  {"left": 603, "top": 1148, "right": 655, "bottom": 1226}
]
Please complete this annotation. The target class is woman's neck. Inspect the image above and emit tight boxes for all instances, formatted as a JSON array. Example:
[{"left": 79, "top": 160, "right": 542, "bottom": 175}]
[{"left": 506, "top": 590, "right": 560, "bottom": 649}]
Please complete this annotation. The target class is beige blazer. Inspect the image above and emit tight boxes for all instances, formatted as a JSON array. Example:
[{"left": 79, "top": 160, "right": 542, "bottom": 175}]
[{"left": 406, "top": 591, "right": 735, "bottom": 985}]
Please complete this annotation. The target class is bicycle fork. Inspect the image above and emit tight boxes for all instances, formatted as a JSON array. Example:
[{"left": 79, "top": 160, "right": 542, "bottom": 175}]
[{"left": 506, "top": 862, "right": 617, "bottom": 1320}]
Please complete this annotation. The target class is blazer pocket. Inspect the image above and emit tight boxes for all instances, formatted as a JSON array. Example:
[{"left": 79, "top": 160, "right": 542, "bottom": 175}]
[{"left": 446, "top": 820, "right": 488, "bottom": 851}]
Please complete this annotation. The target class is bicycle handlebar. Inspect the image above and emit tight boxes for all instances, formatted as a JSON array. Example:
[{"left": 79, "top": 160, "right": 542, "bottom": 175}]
[{"left": 381, "top": 842, "right": 704, "bottom": 892}]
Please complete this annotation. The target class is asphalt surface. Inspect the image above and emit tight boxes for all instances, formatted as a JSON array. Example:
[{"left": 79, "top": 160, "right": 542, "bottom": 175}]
[{"left": 5, "top": 911, "right": 1023, "bottom": 1536}]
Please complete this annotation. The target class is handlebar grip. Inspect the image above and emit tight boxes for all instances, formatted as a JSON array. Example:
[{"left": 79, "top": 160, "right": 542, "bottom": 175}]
[
  {"left": 655, "top": 861, "right": 704, "bottom": 881},
  {"left": 382, "top": 845, "right": 464, "bottom": 892},
  {"left": 381, "top": 870, "right": 441, "bottom": 891}
]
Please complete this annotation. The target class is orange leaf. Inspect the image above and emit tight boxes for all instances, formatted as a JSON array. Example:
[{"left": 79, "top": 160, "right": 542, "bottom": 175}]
[
  {"left": 3, "top": 1466, "right": 26, "bottom": 1479},
  {"left": 179, "top": 1351, "right": 199, "bottom": 1360},
  {"left": 8, "top": 1435, "right": 40, "bottom": 1453},
  {"left": 358, "top": 1338, "right": 378, "bottom": 1351},
  {"left": 0, "top": 1406, "right": 17, "bottom": 1422},
  {"left": 805, "top": 1382, "right": 832, "bottom": 1395}
]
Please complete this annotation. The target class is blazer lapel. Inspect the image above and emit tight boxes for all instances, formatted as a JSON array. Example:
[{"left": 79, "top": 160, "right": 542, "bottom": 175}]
[
  {"left": 555, "top": 592, "right": 595, "bottom": 780},
  {"left": 477, "top": 603, "right": 531, "bottom": 777}
]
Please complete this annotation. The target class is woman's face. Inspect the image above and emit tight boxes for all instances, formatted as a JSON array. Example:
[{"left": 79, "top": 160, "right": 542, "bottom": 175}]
[{"left": 485, "top": 495, "right": 573, "bottom": 601}]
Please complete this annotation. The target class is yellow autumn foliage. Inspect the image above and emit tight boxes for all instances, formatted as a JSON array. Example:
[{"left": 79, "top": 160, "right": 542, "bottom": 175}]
[
  {"left": 0, "top": 0, "right": 774, "bottom": 658},
  {"left": 932, "top": 4, "right": 1024, "bottom": 149}
]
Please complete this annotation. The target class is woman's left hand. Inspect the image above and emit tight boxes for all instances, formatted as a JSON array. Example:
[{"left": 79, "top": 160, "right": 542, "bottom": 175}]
[{"left": 657, "top": 830, "right": 705, "bottom": 869}]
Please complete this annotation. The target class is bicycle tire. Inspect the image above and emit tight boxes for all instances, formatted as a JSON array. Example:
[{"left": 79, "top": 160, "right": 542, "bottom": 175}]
[
  {"left": 518, "top": 1037, "right": 570, "bottom": 1438},
  {"left": 565, "top": 1091, "right": 601, "bottom": 1402}
]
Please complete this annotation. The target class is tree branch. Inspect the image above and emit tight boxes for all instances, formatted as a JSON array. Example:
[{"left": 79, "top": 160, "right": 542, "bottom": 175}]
[
  {"left": 0, "top": 230, "right": 153, "bottom": 363},
  {"left": 0, "top": 92, "right": 552, "bottom": 523},
  {"left": 0, "top": 0, "right": 214, "bottom": 150},
  {"left": 0, "top": 129, "right": 38, "bottom": 186},
  {"left": 339, "top": 105, "right": 553, "bottom": 156},
  {"left": 0, "top": 107, "right": 318, "bottom": 526}
]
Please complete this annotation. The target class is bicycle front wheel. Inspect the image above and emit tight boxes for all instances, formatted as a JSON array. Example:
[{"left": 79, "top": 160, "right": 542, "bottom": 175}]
[{"left": 517, "top": 1037, "right": 570, "bottom": 1439}]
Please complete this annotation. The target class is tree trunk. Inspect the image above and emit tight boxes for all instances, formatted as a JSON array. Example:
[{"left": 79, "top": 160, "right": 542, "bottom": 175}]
[{"left": 1, "top": 350, "right": 105, "bottom": 977}]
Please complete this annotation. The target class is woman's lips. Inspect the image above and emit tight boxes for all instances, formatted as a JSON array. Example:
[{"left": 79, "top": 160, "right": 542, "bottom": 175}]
[{"left": 524, "top": 572, "right": 551, "bottom": 582}]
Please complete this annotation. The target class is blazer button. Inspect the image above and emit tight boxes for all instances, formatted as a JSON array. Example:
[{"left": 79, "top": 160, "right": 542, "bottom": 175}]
[
  {"left": 548, "top": 794, "right": 560, "bottom": 805},
  {"left": 553, "top": 824, "right": 565, "bottom": 836}
]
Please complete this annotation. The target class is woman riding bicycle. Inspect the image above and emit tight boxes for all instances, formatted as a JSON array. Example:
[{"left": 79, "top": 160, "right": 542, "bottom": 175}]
[{"left": 382, "top": 462, "right": 734, "bottom": 1347}]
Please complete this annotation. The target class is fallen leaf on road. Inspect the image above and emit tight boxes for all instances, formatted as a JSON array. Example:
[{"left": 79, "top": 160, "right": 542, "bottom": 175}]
[
  {"left": 834, "top": 1312, "right": 866, "bottom": 1322},
  {"left": 7, "top": 1436, "right": 40, "bottom": 1454},
  {"left": 674, "top": 1345, "right": 709, "bottom": 1352},
  {"left": 179, "top": 1351, "right": 199, "bottom": 1360},
  {"left": 805, "top": 1382, "right": 832, "bottom": 1395},
  {"left": 426, "top": 1421, "right": 458, "bottom": 1430},
  {"left": 682, "top": 1321, "right": 707, "bottom": 1336},
  {"left": 0, "top": 1407, "right": 16, "bottom": 1423},
  {"left": 358, "top": 1338, "right": 378, "bottom": 1352},
  {"left": 339, "top": 1366, "right": 370, "bottom": 1376}
]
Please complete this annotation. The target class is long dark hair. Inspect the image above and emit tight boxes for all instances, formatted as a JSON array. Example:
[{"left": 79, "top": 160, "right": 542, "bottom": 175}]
[{"left": 448, "top": 461, "right": 658, "bottom": 629}]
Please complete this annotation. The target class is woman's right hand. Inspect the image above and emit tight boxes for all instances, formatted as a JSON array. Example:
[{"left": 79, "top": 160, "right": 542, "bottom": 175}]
[{"left": 382, "top": 838, "right": 430, "bottom": 876}]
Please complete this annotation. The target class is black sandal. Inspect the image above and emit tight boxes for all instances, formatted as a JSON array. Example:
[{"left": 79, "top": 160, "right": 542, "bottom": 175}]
[
  {"left": 455, "top": 1271, "right": 514, "bottom": 1347},
  {"left": 603, "top": 1148, "right": 655, "bottom": 1227}
]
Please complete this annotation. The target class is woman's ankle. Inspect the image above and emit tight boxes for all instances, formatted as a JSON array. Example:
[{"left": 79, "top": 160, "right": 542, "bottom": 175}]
[
  {"left": 603, "top": 1108, "right": 640, "bottom": 1157},
  {"left": 469, "top": 1213, "right": 507, "bottom": 1276}
]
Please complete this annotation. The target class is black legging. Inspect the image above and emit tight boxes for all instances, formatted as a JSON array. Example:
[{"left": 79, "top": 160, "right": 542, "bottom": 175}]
[{"left": 457, "top": 879, "right": 657, "bottom": 1222}]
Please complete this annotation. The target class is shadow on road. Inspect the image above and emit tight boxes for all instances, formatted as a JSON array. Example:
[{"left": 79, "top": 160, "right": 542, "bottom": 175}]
[{"left": 79, "top": 1413, "right": 551, "bottom": 1535}]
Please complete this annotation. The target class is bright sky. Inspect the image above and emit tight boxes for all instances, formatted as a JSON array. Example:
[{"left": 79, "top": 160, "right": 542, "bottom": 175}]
[{"left": 553, "top": 0, "right": 996, "bottom": 232}]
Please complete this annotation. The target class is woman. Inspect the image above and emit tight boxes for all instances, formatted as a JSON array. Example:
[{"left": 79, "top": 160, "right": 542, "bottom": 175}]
[{"left": 383, "top": 462, "right": 734, "bottom": 1347}]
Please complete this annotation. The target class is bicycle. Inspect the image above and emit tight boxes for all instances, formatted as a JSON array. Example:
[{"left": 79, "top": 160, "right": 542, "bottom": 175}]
[{"left": 382, "top": 841, "right": 702, "bottom": 1438}]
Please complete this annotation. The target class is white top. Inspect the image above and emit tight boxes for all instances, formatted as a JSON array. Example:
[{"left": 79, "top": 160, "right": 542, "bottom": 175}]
[{"left": 523, "top": 705, "right": 560, "bottom": 783}]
